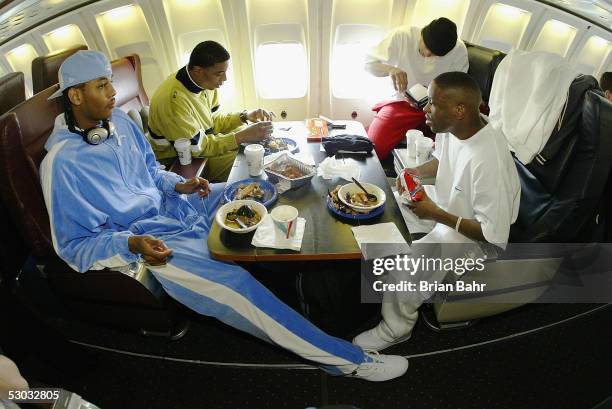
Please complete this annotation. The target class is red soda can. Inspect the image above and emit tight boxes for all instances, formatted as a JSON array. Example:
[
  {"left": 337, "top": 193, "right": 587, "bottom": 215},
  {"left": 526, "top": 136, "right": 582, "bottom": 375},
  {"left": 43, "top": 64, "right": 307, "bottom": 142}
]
[{"left": 399, "top": 168, "right": 423, "bottom": 202}]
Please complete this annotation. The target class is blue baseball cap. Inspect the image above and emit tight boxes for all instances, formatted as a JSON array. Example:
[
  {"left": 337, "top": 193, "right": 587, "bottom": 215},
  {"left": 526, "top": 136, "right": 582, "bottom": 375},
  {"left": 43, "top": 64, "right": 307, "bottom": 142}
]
[{"left": 48, "top": 50, "right": 113, "bottom": 99}]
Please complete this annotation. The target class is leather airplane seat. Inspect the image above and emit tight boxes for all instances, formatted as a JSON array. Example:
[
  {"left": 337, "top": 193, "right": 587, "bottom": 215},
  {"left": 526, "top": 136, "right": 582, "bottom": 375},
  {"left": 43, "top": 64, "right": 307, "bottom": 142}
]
[
  {"left": 0, "top": 72, "right": 28, "bottom": 283},
  {"left": 0, "top": 56, "right": 188, "bottom": 337},
  {"left": 0, "top": 72, "right": 26, "bottom": 115},
  {"left": 464, "top": 42, "right": 506, "bottom": 108},
  {"left": 31, "top": 45, "right": 88, "bottom": 95},
  {"left": 431, "top": 76, "right": 612, "bottom": 327},
  {"left": 510, "top": 81, "right": 612, "bottom": 243}
]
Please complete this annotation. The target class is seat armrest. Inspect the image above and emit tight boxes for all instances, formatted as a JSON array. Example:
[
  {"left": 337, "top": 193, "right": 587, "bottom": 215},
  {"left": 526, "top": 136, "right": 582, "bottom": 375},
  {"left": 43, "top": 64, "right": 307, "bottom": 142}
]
[
  {"left": 476, "top": 241, "right": 500, "bottom": 263},
  {"left": 168, "top": 157, "right": 208, "bottom": 179},
  {"left": 43, "top": 258, "right": 167, "bottom": 306}
]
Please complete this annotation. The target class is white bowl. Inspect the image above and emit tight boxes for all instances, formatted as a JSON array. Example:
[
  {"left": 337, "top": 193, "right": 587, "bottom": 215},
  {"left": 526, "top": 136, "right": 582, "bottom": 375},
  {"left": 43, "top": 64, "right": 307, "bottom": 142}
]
[
  {"left": 215, "top": 200, "right": 267, "bottom": 234},
  {"left": 338, "top": 182, "right": 386, "bottom": 212}
]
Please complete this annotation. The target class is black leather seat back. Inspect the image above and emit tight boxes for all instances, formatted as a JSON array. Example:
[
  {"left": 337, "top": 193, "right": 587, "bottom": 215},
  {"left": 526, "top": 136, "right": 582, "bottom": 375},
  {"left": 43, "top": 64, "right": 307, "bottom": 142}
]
[
  {"left": 0, "top": 72, "right": 26, "bottom": 115},
  {"left": 511, "top": 90, "right": 612, "bottom": 242},
  {"left": 465, "top": 42, "right": 506, "bottom": 105},
  {"left": 0, "top": 72, "right": 28, "bottom": 281},
  {"left": 529, "top": 75, "right": 600, "bottom": 193}
]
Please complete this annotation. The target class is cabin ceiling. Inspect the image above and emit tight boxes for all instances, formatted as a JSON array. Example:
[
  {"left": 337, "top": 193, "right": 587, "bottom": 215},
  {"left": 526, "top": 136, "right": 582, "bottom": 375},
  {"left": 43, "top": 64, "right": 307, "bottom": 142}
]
[
  {"left": 0, "top": 0, "right": 611, "bottom": 46},
  {"left": 544, "top": 0, "right": 611, "bottom": 28},
  {"left": 0, "top": 0, "right": 90, "bottom": 44}
]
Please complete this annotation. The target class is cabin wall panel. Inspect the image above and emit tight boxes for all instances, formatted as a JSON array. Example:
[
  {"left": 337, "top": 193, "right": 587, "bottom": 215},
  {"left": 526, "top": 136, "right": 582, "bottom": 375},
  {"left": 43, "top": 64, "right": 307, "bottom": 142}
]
[
  {"left": 34, "top": 10, "right": 98, "bottom": 54},
  {"left": 157, "top": 0, "right": 240, "bottom": 112},
  {"left": 472, "top": 0, "right": 544, "bottom": 53},
  {"left": 460, "top": 0, "right": 486, "bottom": 41},
  {"left": 0, "top": 0, "right": 611, "bottom": 125},
  {"left": 229, "top": 0, "right": 311, "bottom": 120},
  {"left": 162, "top": 0, "right": 228, "bottom": 68},
  {"left": 326, "top": 0, "right": 399, "bottom": 124},
  {"left": 83, "top": 1, "right": 170, "bottom": 98},
  {"left": 403, "top": 0, "right": 471, "bottom": 35},
  {"left": 1, "top": 34, "right": 45, "bottom": 96},
  {"left": 523, "top": 7, "right": 587, "bottom": 57},
  {"left": 570, "top": 28, "right": 612, "bottom": 78}
]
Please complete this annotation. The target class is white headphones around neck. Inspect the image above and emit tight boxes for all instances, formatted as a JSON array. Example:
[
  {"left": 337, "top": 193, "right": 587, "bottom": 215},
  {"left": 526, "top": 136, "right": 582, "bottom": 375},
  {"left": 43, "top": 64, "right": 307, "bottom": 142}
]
[{"left": 75, "top": 120, "right": 115, "bottom": 145}]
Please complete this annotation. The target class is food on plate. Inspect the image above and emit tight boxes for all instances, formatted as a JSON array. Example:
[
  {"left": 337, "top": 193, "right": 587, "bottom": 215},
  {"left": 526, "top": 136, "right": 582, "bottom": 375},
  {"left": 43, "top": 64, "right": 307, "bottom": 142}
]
[
  {"left": 268, "top": 163, "right": 306, "bottom": 179},
  {"left": 269, "top": 163, "right": 306, "bottom": 179},
  {"left": 263, "top": 138, "right": 289, "bottom": 152},
  {"left": 224, "top": 205, "right": 261, "bottom": 229},
  {"left": 235, "top": 182, "right": 265, "bottom": 200},
  {"left": 329, "top": 185, "right": 372, "bottom": 215},
  {"left": 345, "top": 191, "right": 378, "bottom": 207}
]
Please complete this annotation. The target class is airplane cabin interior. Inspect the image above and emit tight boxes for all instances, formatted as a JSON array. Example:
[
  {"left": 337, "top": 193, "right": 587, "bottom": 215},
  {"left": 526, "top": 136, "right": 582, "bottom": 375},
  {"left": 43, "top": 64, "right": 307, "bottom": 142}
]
[{"left": 0, "top": 0, "right": 611, "bottom": 408}]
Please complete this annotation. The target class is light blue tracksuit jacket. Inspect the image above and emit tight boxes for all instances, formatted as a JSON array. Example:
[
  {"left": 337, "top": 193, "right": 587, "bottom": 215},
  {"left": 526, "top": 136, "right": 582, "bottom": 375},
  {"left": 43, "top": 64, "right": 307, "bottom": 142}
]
[{"left": 39, "top": 109, "right": 366, "bottom": 374}]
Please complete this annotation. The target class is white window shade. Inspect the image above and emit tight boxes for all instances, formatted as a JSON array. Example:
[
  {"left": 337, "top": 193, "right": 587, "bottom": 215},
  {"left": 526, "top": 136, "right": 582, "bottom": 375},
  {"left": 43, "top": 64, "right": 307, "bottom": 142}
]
[
  {"left": 532, "top": 19, "right": 577, "bottom": 57},
  {"left": 331, "top": 24, "right": 389, "bottom": 100},
  {"left": 255, "top": 42, "right": 307, "bottom": 99},
  {"left": 478, "top": 3, "right": 531, "bottom": 53},
  {"left": 575, "top": 35, "right": 611, "bottom": 76},
  {"left": 43, "top": 24, "right": 88, "bottom": 52}
]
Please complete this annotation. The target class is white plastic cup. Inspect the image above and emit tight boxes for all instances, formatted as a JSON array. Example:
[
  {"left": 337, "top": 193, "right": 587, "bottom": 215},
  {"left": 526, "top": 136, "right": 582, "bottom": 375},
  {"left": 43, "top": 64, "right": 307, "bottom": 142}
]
[
  {"left": 174, "top": 138, "right": 192, "bottom": 165},
  {"left": 245, "top": 144, "right": 265, "bottom": 176},
  {"left": 405, "top": 129, "right": 423, "bottom": 159},
  {"left": 415, "top": 137, "right": 434, "bottom": 165},
  {"left": 270, "top": 205, "right": 299, "bottom": 239}
]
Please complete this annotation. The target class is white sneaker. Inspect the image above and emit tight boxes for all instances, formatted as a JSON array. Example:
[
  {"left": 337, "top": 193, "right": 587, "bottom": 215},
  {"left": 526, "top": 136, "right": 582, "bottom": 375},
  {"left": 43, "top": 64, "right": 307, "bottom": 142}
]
[
  {"left": 347, "top": 351, "right": 408, "bottom": 382},
  {"left": 353, "top": 327, "right": 412, "bottom": 352}
]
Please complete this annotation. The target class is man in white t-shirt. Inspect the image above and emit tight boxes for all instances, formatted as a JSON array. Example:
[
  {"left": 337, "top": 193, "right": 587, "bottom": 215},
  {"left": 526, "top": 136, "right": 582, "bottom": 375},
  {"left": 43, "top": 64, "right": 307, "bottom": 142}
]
[
  {"left": 366, "top": 18, "right": 469, "bottom": 160},
  {"left": 354, "top": 72, "right": 520, "bottom": 351}
]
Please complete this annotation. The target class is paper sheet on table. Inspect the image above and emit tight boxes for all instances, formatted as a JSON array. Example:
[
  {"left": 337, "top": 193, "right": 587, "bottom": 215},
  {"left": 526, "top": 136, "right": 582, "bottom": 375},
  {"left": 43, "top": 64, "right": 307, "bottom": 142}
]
[
  {"left": 351, "top": 222, "right": 410, "bottom": 260},
  {"left": 317, "top": 156, "right": 360, "bottom": 181}
]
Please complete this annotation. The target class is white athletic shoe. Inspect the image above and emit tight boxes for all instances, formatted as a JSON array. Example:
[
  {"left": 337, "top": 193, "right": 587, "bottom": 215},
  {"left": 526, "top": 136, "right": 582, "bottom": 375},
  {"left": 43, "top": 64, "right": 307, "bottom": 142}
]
[
  {"left": 346, "top": 351, "right": 408, "bottom": 382},
  {"left": 352, "top": 327, "right": 412, "bottom": 352}
]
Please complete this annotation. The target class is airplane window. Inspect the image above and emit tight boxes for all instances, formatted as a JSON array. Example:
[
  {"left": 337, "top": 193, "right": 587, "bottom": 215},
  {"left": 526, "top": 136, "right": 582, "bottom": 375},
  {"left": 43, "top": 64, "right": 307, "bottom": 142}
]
[
  {"left": 43, "top": 24, "right": 88, "bottom": 52},
  {"left": 5, "top": 43, "right": 38, "bottom": 96},
  {"left": 478, "top": 3, "right": 531, "bottom": 53},
  {"left": 532, "top": 19, "right": 576, "bottom": 57},
  {"left": 331, "top": 40, "right": 390, "bottom": 100},
  {"left": 575, "top": 35, "right": 611, "bottom": 75},
  {"left": 255, "top": 42, "right": 307, "bottom": 99}
]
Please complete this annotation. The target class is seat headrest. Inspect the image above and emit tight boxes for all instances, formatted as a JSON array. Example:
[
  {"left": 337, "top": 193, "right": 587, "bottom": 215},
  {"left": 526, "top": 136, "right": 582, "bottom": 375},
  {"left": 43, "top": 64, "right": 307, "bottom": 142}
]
[
  {"left": 111, "top": 54, "right": 149, "bottom": 112},
  {"left": 465, "top": 42, "right": 506, "bottom": 104},
  {"left": 0, "top": 72, "right": 26, "bottom": 115},
  {"left": 31, "top": 45, "right": 88, "bottom": 95}
]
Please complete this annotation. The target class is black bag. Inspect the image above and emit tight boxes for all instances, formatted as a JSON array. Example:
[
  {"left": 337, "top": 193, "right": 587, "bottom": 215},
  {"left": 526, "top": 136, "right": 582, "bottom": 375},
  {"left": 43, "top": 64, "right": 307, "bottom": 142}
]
[{"left": 322, "top": 134, "right": 374, "bottom": 156}]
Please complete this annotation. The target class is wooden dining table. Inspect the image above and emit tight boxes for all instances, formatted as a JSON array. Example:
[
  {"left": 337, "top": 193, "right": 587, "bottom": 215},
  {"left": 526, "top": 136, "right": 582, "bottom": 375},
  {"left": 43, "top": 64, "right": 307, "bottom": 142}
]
[{"left": 207, "top": 120, "right": 411, "bottom": 262}]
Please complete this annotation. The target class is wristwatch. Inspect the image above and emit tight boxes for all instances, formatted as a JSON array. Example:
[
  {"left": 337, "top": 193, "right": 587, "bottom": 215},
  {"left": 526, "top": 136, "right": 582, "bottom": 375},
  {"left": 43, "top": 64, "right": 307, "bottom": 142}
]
[{"left": 239, "top": 110, "right": 248, "bottom": 124}]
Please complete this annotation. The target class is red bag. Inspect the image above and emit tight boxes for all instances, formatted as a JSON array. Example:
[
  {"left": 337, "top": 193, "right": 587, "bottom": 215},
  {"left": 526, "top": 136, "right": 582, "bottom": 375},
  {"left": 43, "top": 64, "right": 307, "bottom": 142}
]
[{"left": 366, "top": 100, "right": 429, "bottom": 160}]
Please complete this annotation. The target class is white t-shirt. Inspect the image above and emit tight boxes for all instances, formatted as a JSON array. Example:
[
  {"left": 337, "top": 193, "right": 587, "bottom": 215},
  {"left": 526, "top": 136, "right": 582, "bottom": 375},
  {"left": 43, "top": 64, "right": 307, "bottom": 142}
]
[
  {"left": 367, "top": 26, "right": 469, "bottom": 89},
  {"left": 425, "top": 123, "right": 520, "bottom": 247}
]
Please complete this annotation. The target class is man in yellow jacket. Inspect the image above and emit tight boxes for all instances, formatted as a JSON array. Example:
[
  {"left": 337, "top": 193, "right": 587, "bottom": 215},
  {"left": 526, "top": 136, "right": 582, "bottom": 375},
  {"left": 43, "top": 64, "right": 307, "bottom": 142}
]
[{"left": 149, "top": 41, "right": 273, "bottom": 181}]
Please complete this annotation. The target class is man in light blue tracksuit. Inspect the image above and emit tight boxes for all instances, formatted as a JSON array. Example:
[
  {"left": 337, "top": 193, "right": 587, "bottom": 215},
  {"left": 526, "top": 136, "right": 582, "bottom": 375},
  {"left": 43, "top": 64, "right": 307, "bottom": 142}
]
[{"left": 39, "top": 50, "right": 408, "bottom": 381}]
